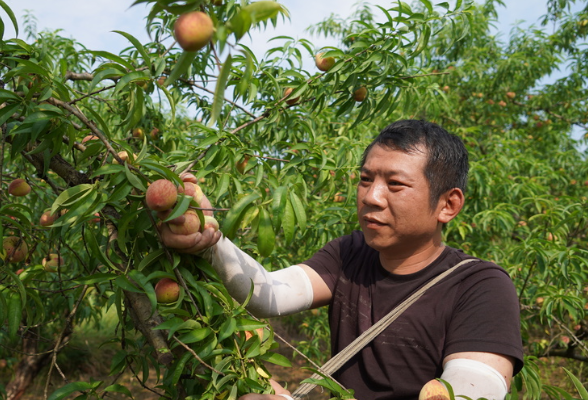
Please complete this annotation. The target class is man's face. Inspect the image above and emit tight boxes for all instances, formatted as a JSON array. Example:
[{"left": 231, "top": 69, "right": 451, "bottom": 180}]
[{"left": 357, "top": 144, "right": 443, "bottom": 256}]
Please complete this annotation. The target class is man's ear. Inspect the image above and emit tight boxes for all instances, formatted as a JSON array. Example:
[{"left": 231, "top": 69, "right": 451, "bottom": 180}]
[{"left": 437, "top": 188, "right": 465, "bottom": 224}]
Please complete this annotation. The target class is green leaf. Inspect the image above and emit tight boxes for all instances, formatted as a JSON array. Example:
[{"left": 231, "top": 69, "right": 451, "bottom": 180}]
[
  {"left": 256, "top": 206, "right": 275, "bottom": 257},
  {"left": 113, "top": 30, "right": 151, "bottom": 67},
  {"left": 282, "top": 199, "right": 295, "bottom": 244},
  {"left": 114, "top": 276, "right": 142, "bottom": 293},
  {"left": 164, "top": 51, "right": 196, "bottom": 86},
  {"left": 48, "top": 381, "right": 102, "bottom": 400},
  {"left": 103, "top": 384, "right": 133, "bottom": 399},
  {"left": 259, "top": 351, "right": 292, "bottom": 367},
  {"left": 270, "top": 186, "right": 287, "bottom": 231},
  {"left": 75, "top": 273, "right": 118, "bottom": 285},
  {"left": 209, "top": 54, "right": 233, "bottom": 128},
  {"left": 564, "top": 368, "right": 588, "bottom": 400},
  {"left": 242, "top": 1, "right": 289, "bottom": 23},
  {"left": 113, "top": 71, "right": 150, "bottom": 95},
  {"left": 172, "top": 351, "right": 192, "bottom": 385},
  {"left": 7, "top": 292, "right": 22, "bottom": 342},
  {"left": 88, "top": 68, "right": 123, "bottom": 92},
  {"left": 137, "top": 249, "right": 165, "bottom": 271},
  {"left": 0, "top": 0, "right": 18, "bottom": 37},
  {"left": 218, "top": 317, "right": 237, "bottom": 342},
  {"left": 289, "top": 191, "right": 306, "bottom": 231},
  {"left": 50, "top": 184, "right": 94, "bottom": 214},
  {"left": 124, "top": 163, "right": 146, "bottom": 191},
  {"left": 162, "top": 194, "right": 192, "bottom": 222},
  {"left": 85, "top": 50, "right": 135, "bottom": 71},
  {"left": 221, "top": 192, "right": 261, "bottom": 239}
]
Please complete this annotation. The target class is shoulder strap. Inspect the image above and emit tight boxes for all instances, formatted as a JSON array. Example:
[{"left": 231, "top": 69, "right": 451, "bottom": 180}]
[{"left": 291, "top": 258, "right": 478, "bottom": 399}]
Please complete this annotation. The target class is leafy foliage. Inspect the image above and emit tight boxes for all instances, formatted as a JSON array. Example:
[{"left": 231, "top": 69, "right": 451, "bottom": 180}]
[{"left": 0, "top": 0, "right": 587, "bottom": 399}]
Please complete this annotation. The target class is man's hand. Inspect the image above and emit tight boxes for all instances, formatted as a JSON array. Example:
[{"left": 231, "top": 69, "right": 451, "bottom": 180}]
[
  {"left": 157, "top": 172, "right": 222, "bottom": 254},
  {"left": 238, "top": 379, "right": 292, "bottom": 400}
]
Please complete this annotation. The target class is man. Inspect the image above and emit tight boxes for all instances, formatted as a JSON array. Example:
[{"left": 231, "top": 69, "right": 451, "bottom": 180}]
[{"left": 160, "top": 120, "right": 524, "bottom": 400}]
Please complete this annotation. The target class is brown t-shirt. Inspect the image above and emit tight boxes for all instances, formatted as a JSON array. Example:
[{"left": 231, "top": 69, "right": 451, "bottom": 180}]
[{"left": 304, "top": 230, "right": 524, "bottom": 400}]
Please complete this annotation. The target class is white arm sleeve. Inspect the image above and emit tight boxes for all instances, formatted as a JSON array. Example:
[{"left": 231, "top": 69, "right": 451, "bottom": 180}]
[
  {"left": 440, "top": 359, "right": 508, "bottom": 400},
  {"left": 200, "top": 235, "right": 314, "bottom": 318}
]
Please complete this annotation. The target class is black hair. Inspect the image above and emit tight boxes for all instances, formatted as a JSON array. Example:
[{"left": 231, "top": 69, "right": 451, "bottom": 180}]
[{"left": 360, "top": 119, "right": 469, "bottom": 209}]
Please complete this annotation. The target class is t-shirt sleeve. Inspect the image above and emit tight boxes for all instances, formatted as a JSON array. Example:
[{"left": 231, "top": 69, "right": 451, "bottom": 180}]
[
  {"left": 445, "top": 265, "right": 524, "bottom": 374},
  {"left": 302, "top": 236, "right": 344, "bottom": 293}
]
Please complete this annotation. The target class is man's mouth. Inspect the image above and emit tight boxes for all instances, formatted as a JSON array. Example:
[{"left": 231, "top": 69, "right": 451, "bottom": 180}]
[{"left": 363, "top": 215, "right": 386, "bottom": 227}]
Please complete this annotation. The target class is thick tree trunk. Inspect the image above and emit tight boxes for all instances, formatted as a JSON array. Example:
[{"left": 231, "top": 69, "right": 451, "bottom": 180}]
[
  {"left": 5, "top": 328, "right": 72, "bottom": 400},
  {"left": 6, "top": 329, "right": 49, "bottom": 400}
]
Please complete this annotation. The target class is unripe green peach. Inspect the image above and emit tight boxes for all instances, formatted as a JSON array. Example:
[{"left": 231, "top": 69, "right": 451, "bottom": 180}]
[
  {"left": 155, "top": 278, "right": 180, "bottom": 303},
  {"left": 146, "top": 179, "right": 178, "bottom": 212},
  {"left": 8, "top": 179, "right": 31, "bottom": 196}
]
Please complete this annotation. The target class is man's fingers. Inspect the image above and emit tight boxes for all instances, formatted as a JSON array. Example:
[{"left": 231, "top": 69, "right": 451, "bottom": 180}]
[
  {"left": 269, "top": 380, "right": 290, "bottom": 396},
  {"left": 180, "top": 172, "right": 198, "bottom": 183}
]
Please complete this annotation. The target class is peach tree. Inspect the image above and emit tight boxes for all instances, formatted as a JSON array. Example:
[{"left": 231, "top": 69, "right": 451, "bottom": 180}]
[{"left": 0, "top": 0, "right": 480, "bottom": 399}]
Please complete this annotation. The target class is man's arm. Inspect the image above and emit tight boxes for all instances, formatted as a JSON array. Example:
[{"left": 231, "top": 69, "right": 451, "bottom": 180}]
[
  {"left": 160, "top": 232, "right": 332, "bottom": 317},
  {"left": 441, "top": 352, "right": 514, "bottom": 399}
]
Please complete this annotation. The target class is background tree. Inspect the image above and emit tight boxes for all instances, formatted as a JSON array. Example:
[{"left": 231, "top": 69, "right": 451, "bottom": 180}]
[{"left": 0, "top": 0, "right": 587, "bottom": 399}]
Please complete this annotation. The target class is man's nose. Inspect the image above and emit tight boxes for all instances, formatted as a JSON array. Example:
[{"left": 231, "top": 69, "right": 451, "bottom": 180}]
[{"left": 362, "top": 181, "right": 387, "bottom": 208}]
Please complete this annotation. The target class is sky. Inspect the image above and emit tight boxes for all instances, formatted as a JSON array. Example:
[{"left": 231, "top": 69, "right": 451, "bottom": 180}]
[
  {"left": 1, "top": 0, "right": 584, "bottom": 144},
  {"left": 2, "top": 0, "right": 563, "bottom": 56}
]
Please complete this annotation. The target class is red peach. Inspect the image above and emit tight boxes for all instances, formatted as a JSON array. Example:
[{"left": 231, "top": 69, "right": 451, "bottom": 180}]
[
  {"left": 8, "top": 179, "right": 31, "bottom": 196},
  {"left": 155, "top": 278, "right": 180, "bottom": 303},
  {"left": 2, "top": 236, "right": 28, "bottom": 263},
  {"left": 146, "top": 179, "right": 178, "bottom": 212}
]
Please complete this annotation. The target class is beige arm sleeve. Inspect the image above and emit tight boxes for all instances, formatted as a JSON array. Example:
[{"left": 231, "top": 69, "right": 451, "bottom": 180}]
[{"left": 200, "top": 235, "right": 314, "bottom": 318}]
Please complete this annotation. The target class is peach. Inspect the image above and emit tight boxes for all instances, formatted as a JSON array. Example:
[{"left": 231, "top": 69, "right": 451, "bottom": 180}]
[
  {"left": 113, "top": 151, "right": 135, "bottom": 165},
  {"left": 150, "top": 128, "right": 160, "bottom": 140},
  {"left": 283, "top": 88, "right": 299, "bottom": 106},
  {"left": 353, "top": 87, "right": 367, "bottom": 102},
  {"left": 155, "top": 278, "right": 180, "bottom": 303},
  {"left": 146, "top": 179, "right": 178, "bottom": 212},
  {"left": 8, "top": 179, "right": 31, "bottom": 196},
  {"left": 2, "top": 236, "right": 28, "bottom": 263},
  {"left": 418, "top": 380, "right": 450, "bottom": 400},
  {"left": 244, "top": 327, "right": 265, "bottom": 341},
  {"left": 174, "top": 11, "right": 214, "bottom": 52},
  {"left": 82, "top": 135, "right": 99, "bottom": 144},
  {"left": 236, "top": 156, "right": 250, "bottom": 174},
  {"left": 40, "top": 210, "right": 58, "bottom": 227},
  {"left": 169, "top": 210, "right": 200, "bottom": 235},
  {"left": 178, "top": 182, "right": 204, "bottom": 204},
  {"left": 132, "top": 128, "right": 144, "bottom": 139},
  {"left": 42, "top": 253, "right": 64, "bottom": 272},
  {"left": 203, "top": 215, "right": 219, "bottom": 231},
  {"left": 315, "top": 53, "right": 335, "bottom": 72}
]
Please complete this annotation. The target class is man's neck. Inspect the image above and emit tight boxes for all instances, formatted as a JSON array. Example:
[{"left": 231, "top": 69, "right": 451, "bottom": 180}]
[{"left": 379, "top": 242, "right": 445, "bottom": 275}]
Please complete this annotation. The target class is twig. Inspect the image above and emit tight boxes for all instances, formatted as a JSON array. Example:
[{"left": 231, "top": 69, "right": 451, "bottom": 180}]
[{"left": 173, "top": 336, "right": 224, "bottom": 375}]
